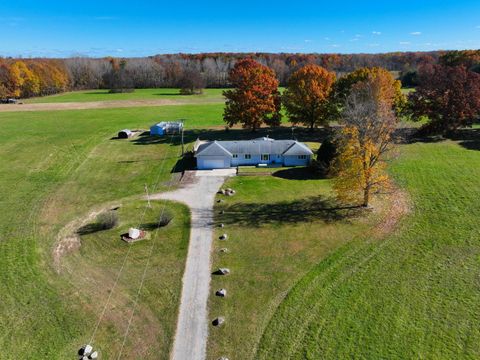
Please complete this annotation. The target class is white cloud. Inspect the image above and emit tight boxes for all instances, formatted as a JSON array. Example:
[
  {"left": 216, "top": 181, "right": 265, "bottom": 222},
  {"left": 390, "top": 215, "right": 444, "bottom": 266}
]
[
  {"left": 372, "top": 31, "right": 382, "bottom": 35},
  {"left": 349, "top": 38, "right": 359, "bottom": 42},
  {"left": 331, "top": 44, "right": 341, "bottom": 48},
  {"left": 399, "top": 41, "right": 411, "bottom": 45},
  {"left": 355, "top": 34, "right": 362, "bottom": 38},
  {"left": 369, "top": 43, "right": 380, "bottom": 47},
  {"left": 476, "top": 25, "right": 480, "bottom": 29},
  {"left": 304, "top": 39, "right": 313, "bottom": 43},
  {"left": 410, "top": 31, "right": 422, "bottom": 36},
  {"left": 324, "top": 37, "right": 331, "bottom": 41}
]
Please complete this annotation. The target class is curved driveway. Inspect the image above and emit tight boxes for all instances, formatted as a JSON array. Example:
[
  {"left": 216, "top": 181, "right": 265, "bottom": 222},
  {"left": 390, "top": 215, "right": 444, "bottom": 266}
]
[{"left": 150, "top": 169, "right": 235, "bottom": 360}]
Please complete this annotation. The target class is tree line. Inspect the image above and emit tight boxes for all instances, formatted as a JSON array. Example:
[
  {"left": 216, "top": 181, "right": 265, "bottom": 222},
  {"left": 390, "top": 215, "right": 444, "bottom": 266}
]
[{"left": 1, "top": 50, "right": 478, "bottom": 99}]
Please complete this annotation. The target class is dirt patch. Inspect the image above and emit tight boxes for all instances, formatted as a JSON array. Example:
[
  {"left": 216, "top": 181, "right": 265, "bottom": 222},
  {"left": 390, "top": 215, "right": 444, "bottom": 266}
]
[
  {"left": 0, "top": 99, "right": 222, "bottom": 112},
  {"left": 373, "top": 187, "right": 411, "bottom": 237},
  {"left": 52, "top": 204, "right": 120, "bottom": 272}
]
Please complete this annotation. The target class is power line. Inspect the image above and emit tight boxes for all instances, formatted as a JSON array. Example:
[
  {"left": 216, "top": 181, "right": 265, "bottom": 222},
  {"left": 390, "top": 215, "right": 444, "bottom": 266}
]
[
  {"left": 116, "top": 139, "right": 184, "bottom": 359},
  {"left": 87, "top": 130, "right": 179, "bottom": 348}
]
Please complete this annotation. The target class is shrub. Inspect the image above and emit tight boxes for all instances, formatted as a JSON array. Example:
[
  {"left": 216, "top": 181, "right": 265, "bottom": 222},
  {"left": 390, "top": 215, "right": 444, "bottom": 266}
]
[
  {"left": 158, "top": 211, "right": 174, "bottom": 227},
  {"left": 140, "top": 210, "right": 174, "bottom": 231},
  {"left": 96, "top": 211, "right": 118, "bottom": 230},
  {"left": 315, "top": 136, "right": 337, "bottom": 176}
]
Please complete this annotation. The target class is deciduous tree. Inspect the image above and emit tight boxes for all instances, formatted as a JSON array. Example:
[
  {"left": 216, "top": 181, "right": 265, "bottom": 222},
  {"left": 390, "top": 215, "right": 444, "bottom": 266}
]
[
  {"left": 335, "top": 66, "right": 405, "bottom": 114},
  {"left": 283, "top": 64, "right": 336, "bottom": 130},
  {"left": 409, "top": 64, "right": 480, "bottom": 134},
  {"left": 178, "top": 68, "right": 206, "bottom": 95},
  {"left": 223, "top": 58, "right": 281, "bottom": 130},
  {"left": 332, "top": 77, "right": 396, "bottom": 207}
]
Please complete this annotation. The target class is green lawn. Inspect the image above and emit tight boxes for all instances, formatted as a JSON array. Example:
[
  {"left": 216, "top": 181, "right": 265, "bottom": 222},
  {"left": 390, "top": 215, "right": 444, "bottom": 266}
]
[
  {"left": 255, "top": 140, "right": 480, "bottom": 359},
  {"left": 24, "top": 88, "right": 225, "bottom": 103},
  {"left": 0, "top": 104, "right": 226, "bottom": 359},
  {"left": 208, "top": 167, "right": 386, "bottom": 359}
]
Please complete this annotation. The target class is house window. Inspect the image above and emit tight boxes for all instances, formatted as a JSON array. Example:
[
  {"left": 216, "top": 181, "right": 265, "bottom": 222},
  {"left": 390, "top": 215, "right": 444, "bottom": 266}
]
[
  {"left": 232, "top": 154, "right": 238, "bottom": 158},
  {"left": 261, "top": 154, "right": 270, "bottom": 161},
  {"left": 298, "top": 155, "right": 307, "bottom": 160},
  {"left": 244, "top": 154, "right": 251, "bottom": 159}
]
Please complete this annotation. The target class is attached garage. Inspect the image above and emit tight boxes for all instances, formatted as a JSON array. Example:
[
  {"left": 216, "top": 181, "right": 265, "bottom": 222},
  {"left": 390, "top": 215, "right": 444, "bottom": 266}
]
[{"left": 197, "top": 157, "right": 230, "bottom": 169}]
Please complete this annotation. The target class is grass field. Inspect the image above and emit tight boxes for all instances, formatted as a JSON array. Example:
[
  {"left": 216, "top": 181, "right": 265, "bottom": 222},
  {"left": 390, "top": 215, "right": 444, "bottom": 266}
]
[
  {"left": 24, "top": 88, "right": 226, "bottom": 103},
  {"left": 206, "top": 139, "right": 480, "bottom": 359},
  {"left": 208, "top": 167, "right": 388, "bottom": 359},
  {"left": 0, "top": 104, "right": 227, "bottom": 359},
  {"left": 2, "top": 90, "right": 480, "bottom": 360}
]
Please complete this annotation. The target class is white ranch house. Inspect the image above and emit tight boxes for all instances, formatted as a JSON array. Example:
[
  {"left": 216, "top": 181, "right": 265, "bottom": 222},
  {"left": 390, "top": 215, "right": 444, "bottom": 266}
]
[{"left": 194, "top": 137, "right": 313, "bottom": 170}]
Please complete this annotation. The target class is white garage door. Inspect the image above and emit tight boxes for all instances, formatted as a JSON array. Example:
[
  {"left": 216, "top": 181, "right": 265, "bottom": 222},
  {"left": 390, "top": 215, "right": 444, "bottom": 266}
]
[{"left": 203, "top": 159, "right": 226, "bottom": 169}]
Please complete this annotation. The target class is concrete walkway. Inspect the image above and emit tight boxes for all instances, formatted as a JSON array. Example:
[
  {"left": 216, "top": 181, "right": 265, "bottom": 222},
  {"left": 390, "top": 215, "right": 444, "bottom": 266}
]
[{"left": 150, "top": 169, "right": 235, "bottom": 360}]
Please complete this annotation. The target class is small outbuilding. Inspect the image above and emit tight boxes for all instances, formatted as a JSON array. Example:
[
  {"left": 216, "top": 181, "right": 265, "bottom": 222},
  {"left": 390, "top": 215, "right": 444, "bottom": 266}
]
[
  {"left": 150, "top": 121, "right": 184, "bottom": 136},
  {"left": 118, "top": 129, "right": 133, "bottom": 139}
]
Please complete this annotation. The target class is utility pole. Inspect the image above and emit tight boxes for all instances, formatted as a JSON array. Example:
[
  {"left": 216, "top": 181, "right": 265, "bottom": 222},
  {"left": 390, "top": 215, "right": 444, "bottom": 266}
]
[
  {"left": 144, "top": 184, "right": 151, "bottom": 208},
  {"left": 291, "top": 126, "right": 296, "bottom": 140},
  {"left": 181, "top": 126, "right": 184, "bottom": 156}
]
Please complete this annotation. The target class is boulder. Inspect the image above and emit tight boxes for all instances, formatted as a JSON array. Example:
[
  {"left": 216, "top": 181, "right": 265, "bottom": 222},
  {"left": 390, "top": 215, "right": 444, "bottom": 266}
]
[
  {"left": 216, "top": 288, "right": 227, "bottom": 297},
  {"left": 219, "top": 223, "right": 225, "bottom": 228},
  {"left": 218, "top": 268, "right": 230, "bottom": 275},
  {"left": 219, "top": 248, "right": 228, "bottom": 253},
  {"left": 212, "top": 317, "right": 225, "bottom": 326},
  {"left": 219, "top": 233, "right": 228, "bottom": 240}
]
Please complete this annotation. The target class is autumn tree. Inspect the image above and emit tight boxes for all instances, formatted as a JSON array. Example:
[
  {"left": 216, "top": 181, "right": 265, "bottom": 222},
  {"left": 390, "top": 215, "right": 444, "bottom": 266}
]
[
  {"left": 332, "top": 76, "right": 397, "bottom": 207},
  {"left": 283, "top": 64, "right": 336, "bottom": 130},
  {"left": 223, "top": 58, "right": 281, "bottom": 130},
  {"left": 409, "top": 64, "right": 480, "bottom": 134},
  {"left": 178, "top": 68, "right": 206, "bottom": 95},
  {"left": 0, "top": 63, "right": 14, "bottom": 99},
  {"left": 335, "top": 66, "right": 405, "bottom": 114},
  {"left": 10, "top": 61, "right": 41, "bottom": 98},
  {"left": 103, "top": 58, "right": 133, "bottom": 93}
]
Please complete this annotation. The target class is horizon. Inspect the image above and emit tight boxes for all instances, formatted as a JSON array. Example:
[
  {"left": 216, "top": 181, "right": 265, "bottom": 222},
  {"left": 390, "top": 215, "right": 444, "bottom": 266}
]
[{"left": 2, "top": 0, "right": 480, "bottom": 58}]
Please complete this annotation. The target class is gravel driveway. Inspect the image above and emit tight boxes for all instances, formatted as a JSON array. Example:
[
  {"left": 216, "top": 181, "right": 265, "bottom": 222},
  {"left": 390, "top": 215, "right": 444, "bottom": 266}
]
[{"left": 150, "top": 169, "right": 235, "bottom": 360}]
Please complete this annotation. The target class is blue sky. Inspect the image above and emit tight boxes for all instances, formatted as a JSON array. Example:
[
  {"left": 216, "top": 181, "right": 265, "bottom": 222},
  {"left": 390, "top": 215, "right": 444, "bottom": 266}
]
[{"left": 1, "top": 0, "right": 479, "bottom": 57}]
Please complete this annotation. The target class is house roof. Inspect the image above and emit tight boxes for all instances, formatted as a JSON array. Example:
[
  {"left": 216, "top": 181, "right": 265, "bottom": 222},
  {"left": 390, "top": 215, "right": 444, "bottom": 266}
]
[
  {"left": 195, "top": 138, "right": 313, "bottom": 157},
  {"left": 151, "top": 121, "right": 183, "bottom": 129},
  {"left": 196, "top": 141, "right": 233, "bottom": 157}
]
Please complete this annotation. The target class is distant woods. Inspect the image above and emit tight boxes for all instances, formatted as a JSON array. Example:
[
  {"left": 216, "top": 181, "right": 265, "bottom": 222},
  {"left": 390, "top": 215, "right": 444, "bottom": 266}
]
[{"left": 0, "top": 50, "right": 475, "bottom": 100}]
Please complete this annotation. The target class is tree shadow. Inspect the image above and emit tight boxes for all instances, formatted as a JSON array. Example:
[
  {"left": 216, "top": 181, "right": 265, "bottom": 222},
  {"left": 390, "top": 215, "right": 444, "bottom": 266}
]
[
  {"left": 398, "top": 127, "right": 480, "bottom": 147},
  {"left": 272, "top": 167, "right": 324, "bottom": 180},
  {"left": 458, "top": 140, "right": 480, "bottom": 151},
  {"left": 76, "top": 223, "right": 106, "bottom": 235},
  {"left": 216, "top": 196, "right": 361, "bottom": 227}
]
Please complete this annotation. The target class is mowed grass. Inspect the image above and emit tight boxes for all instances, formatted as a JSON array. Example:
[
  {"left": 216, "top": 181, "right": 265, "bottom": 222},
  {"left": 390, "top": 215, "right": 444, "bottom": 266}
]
[
  {"left": 208, "top": 168, "right": 387, "bottom": 359},
  {"left": 256, "top": 140, "right": 480, "bottom": 359},
  {"left": 64, "top": 201, "right": 190, "bottom": 360},
  {"left": 25, "top": 88, "right": 225, "bottom": 103},
  {"left": 0, "top": 104, "right": 224, "bottom": 358}
]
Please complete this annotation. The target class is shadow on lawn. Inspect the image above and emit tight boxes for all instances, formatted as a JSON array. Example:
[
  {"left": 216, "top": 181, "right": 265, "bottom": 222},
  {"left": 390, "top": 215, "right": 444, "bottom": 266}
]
[
  {"left": 131, "top": 127, "right": 332, "bottom": 147},
  {"left": 217, "top": 196, "right": 361, "bottom": 227},
  {"left": 272, "top": 167, "right": 323, "bottom": 180}
]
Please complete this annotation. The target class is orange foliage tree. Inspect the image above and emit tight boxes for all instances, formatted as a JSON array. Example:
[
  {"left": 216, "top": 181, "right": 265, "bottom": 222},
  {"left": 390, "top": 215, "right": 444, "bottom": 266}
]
[
  {"left": 332, "top": 76, "right": 397, "bottom": 207},
  {"left": 223, "top": 58, "right": 281, "bottom": 130},
  {"left": 10, "top": 61, "right": 41, "bottom": 98},
  {"left": 335, "top": 66, "right": 405, "bottom": 114},
  {"left": 283, "top": 64, "right": 336, "bottom": 130}
]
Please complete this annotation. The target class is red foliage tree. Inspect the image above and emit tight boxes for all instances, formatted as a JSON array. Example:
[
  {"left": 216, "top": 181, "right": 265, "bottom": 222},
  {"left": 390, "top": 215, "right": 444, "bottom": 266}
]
[
  {"left": 409, "top": 64, "right": 480, "bottom": 134},
  {"left": 283, "top": 64, "right": 336, "bottom": 130},
  {"left": 223, "top": 58, "right": 281, "bottom": 130}
]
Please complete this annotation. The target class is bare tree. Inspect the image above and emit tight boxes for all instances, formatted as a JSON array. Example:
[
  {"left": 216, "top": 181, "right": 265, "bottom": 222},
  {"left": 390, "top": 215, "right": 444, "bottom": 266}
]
[{"left": 332, "top": 77, "right": 397, "bottom": 207}]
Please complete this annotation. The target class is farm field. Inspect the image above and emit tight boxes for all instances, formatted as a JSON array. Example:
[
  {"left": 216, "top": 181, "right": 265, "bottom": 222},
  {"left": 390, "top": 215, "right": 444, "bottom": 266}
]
[
  {"left": 207, "top": 138, "right": 480, "bottom": 359},
  {"left": 24, "top": 88, "right": 226, "bottom": 104},
  {"left": 2, "top": 93, "right": 480, "bottom": 360},
  {"left": 0, "top": 104, "right": 226, "bottom": 359}
]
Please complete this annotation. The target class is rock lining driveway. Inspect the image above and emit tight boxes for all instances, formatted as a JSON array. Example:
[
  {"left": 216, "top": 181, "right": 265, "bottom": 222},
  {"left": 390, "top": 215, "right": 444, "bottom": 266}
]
[{"left": 150, "top": 169, "right": 236, "bottom": 360}]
